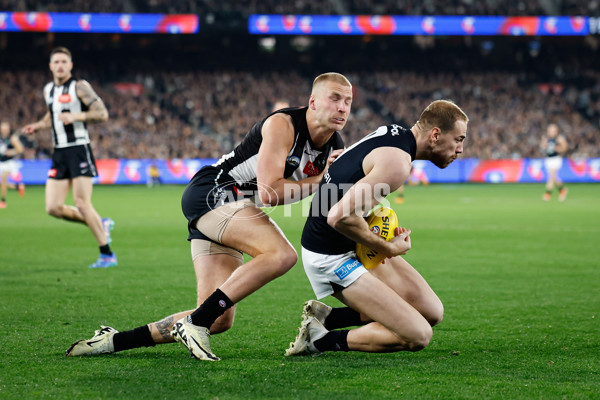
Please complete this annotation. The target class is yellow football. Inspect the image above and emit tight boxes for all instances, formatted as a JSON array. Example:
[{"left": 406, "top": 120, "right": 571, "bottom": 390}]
[{"left": 356, "top": 206, "right": 399, "bottom": 270}]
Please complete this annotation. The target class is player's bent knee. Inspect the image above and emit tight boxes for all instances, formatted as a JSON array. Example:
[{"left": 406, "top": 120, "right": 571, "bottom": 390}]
[
  {"left": 406, "top": 325, "right": 433, "bottom": 352},
  {"left": 397, "top": 322, "right": 433, "bottom": 352},
  {"left": 427, "top": 301, "right": 444, "bottom": 327},
  {"left": 73, "top": 198, "right": 92, "bottom": 212},
  {"left": 271, "top": 246, "right": 298, "bottom": 276}
]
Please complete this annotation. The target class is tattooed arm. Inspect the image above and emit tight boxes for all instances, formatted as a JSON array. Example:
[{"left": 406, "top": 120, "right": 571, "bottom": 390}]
[{"left": 58, "top": 80, "right": 109, "bottom": 125}]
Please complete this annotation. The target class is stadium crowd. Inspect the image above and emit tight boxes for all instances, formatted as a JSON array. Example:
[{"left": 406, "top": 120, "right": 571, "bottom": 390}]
[
  {"left": 2, "top": 0, "right": 598, "bottom": 160},
  {"left": 2, "top": 67, "right": 599, "bottom": 160},
  {"left": 3, "top": 0, "right": 597, "bottom": 16},
  {"left": 360, "top": 70, "right": 600, "bottom": 159}
]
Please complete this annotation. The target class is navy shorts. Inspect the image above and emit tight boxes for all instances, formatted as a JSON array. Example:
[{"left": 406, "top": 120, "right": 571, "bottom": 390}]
[
  {"left": 181, "top": 167, "right": 250, "bottom": 242},
  {"left": 48, "top": 144, "right": 97, "bottom": 180}
]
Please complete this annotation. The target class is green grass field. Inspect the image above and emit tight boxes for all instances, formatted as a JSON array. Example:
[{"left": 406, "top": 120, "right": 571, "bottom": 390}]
[{"left": 1, "top": 183, "right": 599, "bottom": 399}]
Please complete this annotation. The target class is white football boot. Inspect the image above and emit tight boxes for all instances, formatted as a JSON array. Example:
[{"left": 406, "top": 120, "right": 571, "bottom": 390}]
[
  {"left": 285, "top": 317, "right": 328, "bottom": 356},
  {"left": 302, "top": 300, "right": 332, "bottom": 325},
  {"left": 65, "top": 325, "right": 118, "bottom": 356},
  {"left": 171, "top": 316, "right": 220, "bottom": 361}
]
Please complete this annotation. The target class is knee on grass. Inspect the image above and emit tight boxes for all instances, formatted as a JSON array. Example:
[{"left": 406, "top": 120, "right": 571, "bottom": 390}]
[
  {"left": 424, "top": 301, "right": 444, "bottom": 328},
  {"left": 395, "top": 324, "right": 433, "bottom": 352}
]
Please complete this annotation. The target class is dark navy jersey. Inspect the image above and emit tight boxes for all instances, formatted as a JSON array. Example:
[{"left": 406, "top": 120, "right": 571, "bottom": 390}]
[
  {"left": 196, "top": 106, "right": 344, "bottom": 192},
  {"left": 0, "top": 135, "right": 15, "bottom": 162},
  {"left": 545, "top": 137, "right": 559, "bottom": 157},
  {"left": 301, "top": 124, "right": 416, "bottom": 255}
]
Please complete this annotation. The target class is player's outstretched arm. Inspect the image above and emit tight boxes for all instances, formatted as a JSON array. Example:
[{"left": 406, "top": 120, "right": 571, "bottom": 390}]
[{"left": 22, "top": 112, "right": 51, "bottom": 134}]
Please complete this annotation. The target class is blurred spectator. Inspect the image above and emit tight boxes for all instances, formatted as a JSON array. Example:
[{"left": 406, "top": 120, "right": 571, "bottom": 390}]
[{"left": 147, "top": 162, "right": 162, "bottom": 187}]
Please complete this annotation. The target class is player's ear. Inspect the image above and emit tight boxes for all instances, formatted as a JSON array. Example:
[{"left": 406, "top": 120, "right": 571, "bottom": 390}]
[
  {"left": 430, "top": 128, "right": 440, "bottom": 144},
  {"left": 309, "top": 95, "right": 316, "bottom": 110}
]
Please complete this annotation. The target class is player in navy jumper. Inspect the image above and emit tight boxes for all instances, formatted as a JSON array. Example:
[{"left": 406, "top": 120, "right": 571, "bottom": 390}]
[{"left": 286, "top": 100, "right": 468, "bottom": 356}]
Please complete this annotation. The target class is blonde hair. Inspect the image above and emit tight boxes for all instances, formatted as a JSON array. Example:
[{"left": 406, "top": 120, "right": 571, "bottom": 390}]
[
  {"left": 415, "top": 100, "right": 468, "bottom": 133},
  {"left": 312, "top": 72, "right": 352, "bottom": 93}
]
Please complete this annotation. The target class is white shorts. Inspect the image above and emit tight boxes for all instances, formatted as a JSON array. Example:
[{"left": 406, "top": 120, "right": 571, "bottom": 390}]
[
  {"left": 0, "top": 160, "right": 17, "bottom": 174},
  {"left": 301, "top": 247, "right": 368, "bottom": 299},
  {"left": 544, "top": 156, "right": 563, "bottom": 172}
]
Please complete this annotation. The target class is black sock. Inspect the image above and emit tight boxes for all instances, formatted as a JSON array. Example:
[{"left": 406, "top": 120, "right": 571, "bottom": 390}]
[
  {"left": 1, "top": 197, "right": 5, "bottom": 202},
  {"left": 113, "top": 325, "right": 155, "bottom": 352},
  {"left": 100, "top": 244, "right": 112, "bottom": 256},
  {"left": 190, "top": 289, "right": 234, "bottom": 329},
  {"left": 324, "top": 307, "right": 365, "bottom": 330},
  {"left": 314, "top": 330, "right": 350, "bottom": 352}
]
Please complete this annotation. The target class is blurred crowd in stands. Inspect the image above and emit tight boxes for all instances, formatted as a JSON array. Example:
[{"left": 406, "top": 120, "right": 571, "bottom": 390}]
[
  {"left": 1, "top": 1, "right": 598, "bottom": 160},
  {"left": 3, "top": 0, "right": 598, "bottom": 16},
  {"left": 2, "top": 67, "right": 599, "bottom": 160}
]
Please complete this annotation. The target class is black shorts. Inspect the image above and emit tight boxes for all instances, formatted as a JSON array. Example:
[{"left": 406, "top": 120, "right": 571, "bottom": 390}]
[
  {"left": 48, "top": 144, "right": 97, "bottom": 180},
  {"left": 181, "top": 167, "right": 245, "bottom": 241}
]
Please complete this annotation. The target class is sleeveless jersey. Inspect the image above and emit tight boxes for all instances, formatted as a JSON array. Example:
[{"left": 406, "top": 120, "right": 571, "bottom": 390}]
[
  {"left": 545, "top": 137, "right": 559, "bottom": 157},
  {"left": 0, "top": 135, "right": 15, "bottom": 162},
  {"left": 43, "top": 77, "right": 91, "bottom": 149},
  {"left": 210, "top": 106, "right": 345, "bottom": 191},
  {"left": 301, "top": 124, "right": 416, "bottom": 255}
]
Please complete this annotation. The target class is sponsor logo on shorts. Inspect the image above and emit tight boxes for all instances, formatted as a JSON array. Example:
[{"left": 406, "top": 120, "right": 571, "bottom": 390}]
[
  {"left": 334, "top": 258, "right": 362, "bottom": 280},
  {"left": 48, "top": 168, "right": 57, "bottom": 177}
]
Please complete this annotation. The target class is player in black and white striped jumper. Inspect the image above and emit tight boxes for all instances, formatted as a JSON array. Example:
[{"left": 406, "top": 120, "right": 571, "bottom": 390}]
[
  {"left": 65, "top": 72, "right": 352, "bottom": 361},
  {"left": 22, "top": 47, "right": 116, "bottom": 269}
]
